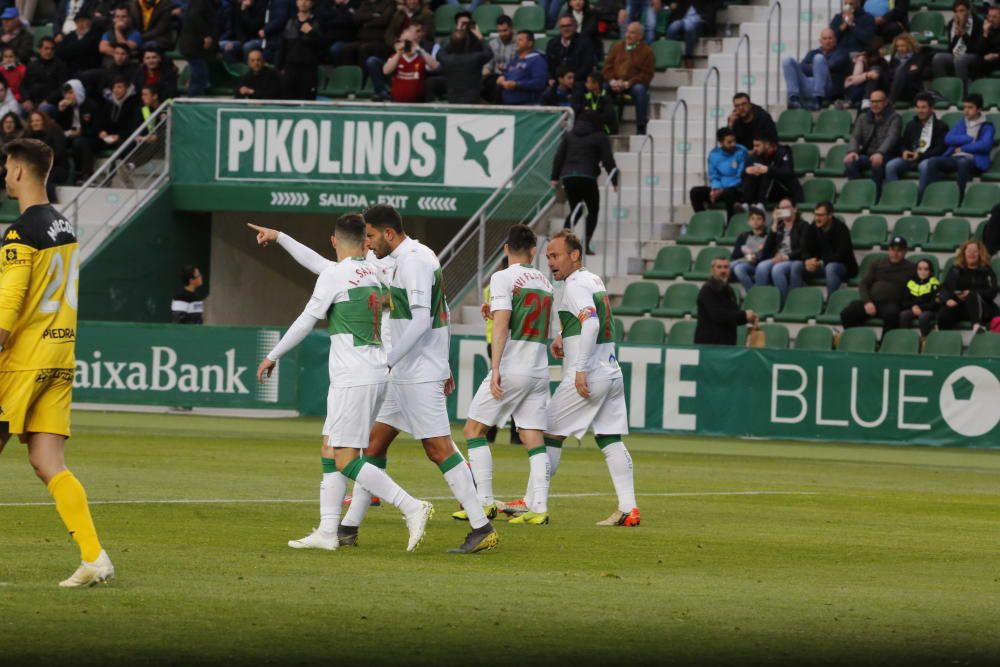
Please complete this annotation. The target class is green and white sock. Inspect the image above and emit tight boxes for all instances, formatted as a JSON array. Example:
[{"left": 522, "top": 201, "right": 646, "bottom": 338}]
[
  {"left": 440, "top": 451, "right": 489, "bottom": 529},
  {"left": 341, "top": 456, "right": 386, "bottom": 528},
  {"left": 527, "top": 446, "right": 550, "bottom": 514},
  {"left": 545, "top": 437, "right": 563, "bottom": 478},
  {"left": 466, "top": 438, "right": 493, "bottom": 505},
  {"left": 341, "top": 458, "right": 421, "bottom": 517},
  {"left": 597, "top": 436, "right": 636, "bottom": 512},
  {"left": 319, "top": 457, "right": 347, "bottom": 533}
]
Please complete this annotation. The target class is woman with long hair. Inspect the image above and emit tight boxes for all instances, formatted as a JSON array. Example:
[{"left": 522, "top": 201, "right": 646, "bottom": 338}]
[
  {"left": 938, "top": 240, "right": 999, "bottom": 330},
  {"left": 0, "top": 110, "right": 23, "bottom": 147},
  {"left": 25, "top": 110, "right": 70, "bottom": 200}
]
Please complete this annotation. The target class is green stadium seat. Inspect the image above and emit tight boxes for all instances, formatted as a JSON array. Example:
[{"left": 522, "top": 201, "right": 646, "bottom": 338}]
[
  {"left": 32, "top": 23, "right": 53, "bottom": 49},
  {"left": 816, "top": 144, "right": 849, "bottom": 177},
  {"left": 897, "top": 110, "right": 916, "bottom": 129},
  {"left": 717, "top": 212, "right": 750, "bottom": 243},
  {"left": 955, "top": 183, "right": 1000, "bottom": 217},
  {"left": 974, "top": 219, "right": 988, "bottom": 241},
  {"left": 760, "top": 323, "right": 790, "bottom": 349},
  {"left": 879, "top": 328, "right": 920, "bottom": 354},
  {"left": 653, "top": 39, "right": 683, "bottom": 71},
  {"left": 806, "top": 109, "right": 851, "bottom": 141},
  {"left": 836, "top": 179, "right": 877, "bottom": 213},
  {"left": 940, "top": 111, "right": 964, "bottom": 128},
  {"left": 911, "top": 11, "right": 945, "bottom": 44},
  {"left": 794, "top": 325, "right": 834, "bottom": 350},
  {"left": 613, "top": 317, "right": 626, "bottom": 343},
  {"left": 684, "top": 246, "right": 730, "bottom": 280},
  {"left": 907, "top": 252, "right": 940, "bottom": 276},
  {"left": 743, "top": 286, "right": 781, "bottom": 319},
  {"left": 777, "top": 109, "right": 812, "bottom": 141},
  {"left": 994, "top": 257, "right": 1000, "bottom": 277},
  {"left": 923, "top": 330, "right": 963, "bottom": 356},
  {"left": 774, "top": 286, "right": 825, "bottom": 323},
  {"left": 677, "top": 211, "right": 726, "bottom": 245},
  {"left": 837, "top": 327, "right": 877, "bottom": 353},
  {"left": 473, "top": 5, "right": 504, "bottom": 33},
  {"left": 317, "top": 65, "right": 362, "bottom": 98},
  {"left": 627, "top": 318, "right": 666, "bottom": 345},
  {"left": 924, "top": 218, "right": 971, "bottom": 252},
  {"left": 651, "top": 283, "right": 700, "bottom": 317},
  {"left": 970, "top": 78, "right": 1000, "bottom": 110},
  {"left": 892, "top": 216, "right": 931, "bottom": 247},
  {"left": 667, "top": 320, "right": 697, "bottom": 345},
  {"left": 851, "top": 252, "right": 887, "bottom": 286},
  {"left": 790, "top": 143, "right": 820, "bottom": 176},
  {"left": 982, "top": 152, "right": 1000, "bottom": 182},
  {"left": 644, "top": 245, "right": 691, "bottom": 279},
  {"left": 801, "top": 179, "right": 837, "bottom": 208},
  {"left": 435, "top": 5, "right": 462, "bottom": 35},
  {"left": 941, "top": 256, "right": 955, "bottom": 280},
  {"left": 850, "top": 215, "right": 889, "bottom": 249},
  {"left": 930, "top": 77, "right": 963, "bottom": 109},
  {"left": 871, "top": 181, "right": 918, "bottom": 214},
  {"left": 914, "top": 181, "right": 960, "bottom": 216},
  {"left": 967, "top": 332, "right": 1000, "bottom": 357},
  {"left": 534, "top": 35, "right": 550, "bottom": 52},
  {"left": 817, "top": 287, "right": 859, "bottom": 323},
  {"left": 513, "top": 5, "right": 545, "bottom": 32},
  {"left": 616, "top": 282, "right": 660, "bottom": 315}
]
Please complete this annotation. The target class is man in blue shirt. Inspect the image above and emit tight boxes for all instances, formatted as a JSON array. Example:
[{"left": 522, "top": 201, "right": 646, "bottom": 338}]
[
  {"left": 498, "top": 31, "right": 547, "bottom": 105},
  {"left": 99, "top": 6, "right": 142, "bottom": 59},
  {"left": 690, "top": 127, "right": 748, "bottom": 219},
  {"left": 782, "top": 28, "right": 850, "bottom": 110}
]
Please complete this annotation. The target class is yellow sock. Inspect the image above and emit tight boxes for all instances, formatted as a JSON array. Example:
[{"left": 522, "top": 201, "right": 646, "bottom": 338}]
[{"left": 47, "top": 470, "right": 103, "bottom": 562}]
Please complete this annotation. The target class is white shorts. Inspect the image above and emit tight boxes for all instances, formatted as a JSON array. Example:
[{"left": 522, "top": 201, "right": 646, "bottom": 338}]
[
  {"left": 323, "top": 382, "right": 387, "bottom": 448},
  {"left": 546, "top": 376, "right": 629, "bottom": 439},
  {"left": 467, "top": 372, "right": 549, "bottom": 431},
  {"left": 375, "top": 380, "right": 452, "bottom": 440}
]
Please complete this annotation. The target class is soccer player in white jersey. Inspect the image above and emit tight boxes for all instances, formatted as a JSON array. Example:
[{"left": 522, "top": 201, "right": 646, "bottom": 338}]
[
  {"left": 541, "top": 230, "right": 640, "bottom": 526},
  {"left": 456, "top": 224, "right": 554, "bottom": 525},
  {"left": 255, "top": 214, "right": 434, "bottom": 551}
]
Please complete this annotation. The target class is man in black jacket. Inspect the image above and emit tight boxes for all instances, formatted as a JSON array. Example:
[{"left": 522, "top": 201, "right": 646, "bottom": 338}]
[
  {"left": 840, "top": 236, "right": 915, "bottom": 333},
  {"left": 803, "top": 201, "right": 858, "bottom": 295},
  {"left": 438, "top": 30, "right": 491, "bottom": 104},
  {"left": 278, "top": 0, "right": 325, "bottom": 100},
  {"left": 178, "top": 0, "right": 217, "bottom": 97},
  {"left": 55, "top": 11, "right": 102, "bottom": 76},
  {"left": 236, "top": 47, "right": 280, "bottom": 98},
  {"left": 21, "top": 38, "right": 70, "bottom": 110},
  {"left": 694, "top": 257, "right": 758, "bottom": 346},
  {"left": 978, "top": 4, "right": 1000, "bottom": 78},
  {"left": 545, "top": 15, "right": 593, "bottom": 95},
  {"left": 931, "top": 0, "right": 983, "bottom": 89},
  {"left": 885, "top": 92, "right": 948, "bottom": 182},
  {"left": 96, "top": 76, "right": 139, "bottom": 151},
  {"left": 741, "top": 135, "right": 803, "bottom": 208},
  {"left": 728, "top": 92, "right": 777, "bottom": 150}
]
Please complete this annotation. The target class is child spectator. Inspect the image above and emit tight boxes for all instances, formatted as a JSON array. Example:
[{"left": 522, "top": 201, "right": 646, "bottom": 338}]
[{"left": 541, "top": 65, "right": 575, "bottom": 107}]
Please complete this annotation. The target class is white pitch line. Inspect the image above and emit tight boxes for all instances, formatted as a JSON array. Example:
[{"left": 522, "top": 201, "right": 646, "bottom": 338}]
[{"left": 0, "top": 491, "right": 816, "bottom": 508}]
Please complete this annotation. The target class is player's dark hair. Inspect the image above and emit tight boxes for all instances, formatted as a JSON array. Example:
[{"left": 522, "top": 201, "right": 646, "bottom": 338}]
[
  {"left": 364, "top": 204, "right": 405, "bottom": 234},
  {"left": 506, "top": 224, "right": 536, "bottom": 252},
  {"left": 3, "top": 137, "right": 53, "bottom": 180},
  {"left": 180, "top": 265, "right": 199, "bottom": 285},
  {"left": 716, "top": 127, "right": 735, "bottom": 142},
  {"left": 814, "top": 200, "right": 835, "bottom": 215},
  {"left": 334, "top": 212, "right": 366, "bottom": 245},
  {"left": 496, "top": 14, "right": 512, "bottom": 26},
  {"left": 551, "top": 229, "right": 583, "bottom": 259}
]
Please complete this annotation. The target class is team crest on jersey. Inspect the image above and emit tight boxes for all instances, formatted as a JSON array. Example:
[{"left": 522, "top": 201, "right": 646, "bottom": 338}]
[
  {"left": 5, "top": 229, "right": 19, "bottom": 240},
  {"left": 5, "top": 248, "right": 16, "bottom": 261}
]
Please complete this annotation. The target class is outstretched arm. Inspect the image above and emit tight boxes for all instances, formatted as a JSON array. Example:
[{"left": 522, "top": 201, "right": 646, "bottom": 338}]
[{"left": 247, "top": 223, "right": 333, "bottom": 275}]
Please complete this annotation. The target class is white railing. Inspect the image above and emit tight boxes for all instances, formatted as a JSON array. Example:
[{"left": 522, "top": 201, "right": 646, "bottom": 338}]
[
  {"left": 765, "top": 1, "right": 783, "bottom": 107},
  {"left": 668, "top": 99, "right": 689, "bottom": 226},
  {"left": 602, "top": 166, "right": 622, "bottom": 276}
]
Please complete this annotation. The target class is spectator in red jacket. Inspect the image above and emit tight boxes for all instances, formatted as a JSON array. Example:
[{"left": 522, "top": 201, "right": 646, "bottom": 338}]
[
  {"left": 383, "top": 25, "right": 438, "bottom": 103},
  {"left": 0, "top": 45, "right": 26, "bottom": 102}
]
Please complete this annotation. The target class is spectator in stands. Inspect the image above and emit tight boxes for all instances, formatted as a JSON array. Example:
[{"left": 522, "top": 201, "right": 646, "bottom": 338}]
[
  {"left": 99, "top": 5, "right": 142, "bottom": 60},
  {"left": 424, "top": 13, "right": 479, "bottom": 101},
  {"left": 782, "top": 28, "right": 850, "bottom": 111},
  {"left": 601, "top": 22, "right": 653, "bottom": 135},
  {"left": 690, "top": 127, "right": 747, "bottom": 219},
  {"left": 129, "top": 0, "right": 177, "bottom": 51},
  {"left": 178, "top": 0, "right": 218, "bottom": 98},
  {"left": 25, "top": 110, "right": 70, "bottom": 195},
  {"left": 278, "top": 0, "right": 324, "bottom": 100},
  {"left": 1, "top": 47, "right": 26, "bottom": 103},
  {"left": 220, "top": 0, "right": 267, "bottom": 64},
  {"left": 885, "top": 92, "right": 947, "bottom": 182},
  {"left": 56, "top": 10, "right": 102, "bottom": 76},
  {"left": 830, "top": 0, "right": 876, "bottom": 54},
  {"left": 760, "top": 198, "right": 812, "bottom": 301},
  {"left": 870, "top": 0, "right": 908, "bottom": 42},
  {"left": 0, "top": 8, "right": 32, "bottom": 64},
  {"left": 840, "top": 235, "right": 914, "bottom": 333},
  {"left": 841, "top": 41, "right": 888, "bottom": 109},
  {"left": 803, "top": 201, "right": 858, "bottom": 294},
  {"left": 0, "top": 110, "right": 23, "bottom": 148},
  {"left": 843, "top": 89, "right": 900, "bottom": 193},
  {"left": 564, "top": 0, "right": 601, "bottom": 59},
  {"left": 920, "top": 93, "right": 994, "bottom": 199},
  {"left": 120, "top": 82, "right": 163, "bottom": 178},
  {"left": 886, "top": 32, "right": 930, "bottom": 105},
  {"left": 538, "top": 0, "right": 569, "bottom": 31},
  {"left": 99, "top": 43, "right": 138, "bottom": 93},
  {"left": 666, "top": 0, "right": 715, "bottom": 69},
  {"left": 323, "top": 0, "right": 359, "bottom": 66},
  {"left": 741, "top": 135, "right": 802, "bottom": 208},
  {"left": 172, "top": 266, "right": 206, "bottom": 324},
  {"left": 541, "top": 65, "right": 576, "bottom": 107},
  {"left": 370, "top": 22, "right": 439, "bottom": 101},
  {"left": 21, "top": 38, "right": 69, "bottom": 112},
  {"left": 386, "top": 0, "right": 433, "bottom": 49},
  {"left": 728, "top": 92, "right": 776, "bottom": 150},
  {"left": 729, "top": 207, "right": 774, "bottom": 292},
  {"left": 0, "top": 78, "right": 21, "bottom": 118},
  {"left": 932, "top": 0, "right": 982, "bottom": 90},
  {"left": 979, "top": 4, "right": 1000, "bottom": 78},
  {"left": 899, "top": 257, "right": 941, "bottom": 337},
  {"left": 351, "top": 0, "right": 395, "bottom": 68},
  {"left": 132, "top": 46, "right": 178, "bottom": 100},
  {"left": 97, "top": 75, "right": 139, "bottom": 151},
  {"left": 694, "top": 256, "right": 758, "bottom": 346},
  {"left": 581, "top": 71, "right": 617, "bottom": 134},
  {"left": 546, "top": 14, "right": 594, "bottom": 92},
  {"left": 54, "top": 0, "right": 94, "bottom": 40},
  {"left": 482, "top": 14, "right": 515, "bottom": 103},
  {"left": 625, "top": 0, "right": 655, "bottom": 44},
  {"left": 55, "top": 79, "right": 98, "bottom": 182},
  {"left": 452, "top": 12, "right": 483, "bottom": 51},
  {"left": 438, "top": 29, "right": 490, "bottom": 104},
  {"left": 236, "top": 47, "right": 280, "bottom": 98},
  {"left": 984, "top": 203, "right": 1000, "bottom": 256},
  {"left": 938, "top": 240, "right": 998, "bottom": 330},
  {"left": 383, "top": 25, "right": 438, "bottom": 103},
  {"left": 550, "top": 109, "right": 618, "bottom": 254},
  {"left": 498, "top": 31, "right": 547, "bottom": 105}
]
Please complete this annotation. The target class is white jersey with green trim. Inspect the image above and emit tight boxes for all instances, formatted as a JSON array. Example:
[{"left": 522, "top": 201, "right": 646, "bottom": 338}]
[
  {"left": 387, "top": 236, "right": 450, "bottom": 383},
  {"left": 489, "top": 263, "right": 554, "bottom": 380},
  {"left": 557, "top": 268, "right": 621, "bottom": 381},
  {"left": 304, "top": 258, "right": 388, "bottom": 388}
]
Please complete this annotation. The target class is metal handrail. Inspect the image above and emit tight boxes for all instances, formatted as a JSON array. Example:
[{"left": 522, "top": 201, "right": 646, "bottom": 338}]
[
  {"left": 602, "top": 166, "right": 621, "bottom": 277},
  {"left": 635, "top": 134, "right": 654, "bottom": 253},
  {"left": 568, "top": 200, "right": 587, "bottom": 257},
  {"left": 734, "top": 34, "right": 752, "bottom": 100},
  {"left": 701, "top": 66, "right": 720, "bottom": 187},
  {"left": 668, "top": 99, "right": 688, "bottom": 227},
  {"left": 765, "top": 1, "right": 783, "bottom": 108}
]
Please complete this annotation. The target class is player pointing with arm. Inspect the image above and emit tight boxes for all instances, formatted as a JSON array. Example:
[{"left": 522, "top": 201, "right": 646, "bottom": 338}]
[
  {"left": 256, "top": 213, "right": 433, "bottom": 552},
  {"left": 0, "top": 138, "right": 114, "bottom": 586}
]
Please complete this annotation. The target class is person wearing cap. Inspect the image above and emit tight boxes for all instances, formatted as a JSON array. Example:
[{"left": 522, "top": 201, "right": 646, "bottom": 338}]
[
  {"left": 840, "top": 236, "right": 916, "bottom": 334},
  {"left": 0, "top": 7, "right": 33, "bottom": 63},
  {"left": 55, "top": 9, "right": 102, "bottom": 75}
]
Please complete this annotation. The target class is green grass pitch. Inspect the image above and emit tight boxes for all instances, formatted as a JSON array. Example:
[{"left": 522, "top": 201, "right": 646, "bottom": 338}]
[{"left": 1, "top": 411, "right": 999, "bottom": 666}]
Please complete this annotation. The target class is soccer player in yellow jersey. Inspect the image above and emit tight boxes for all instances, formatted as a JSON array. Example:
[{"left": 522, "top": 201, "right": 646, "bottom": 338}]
[{"left": 0, "top": 138, "right": 114, "bottom": 587}]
